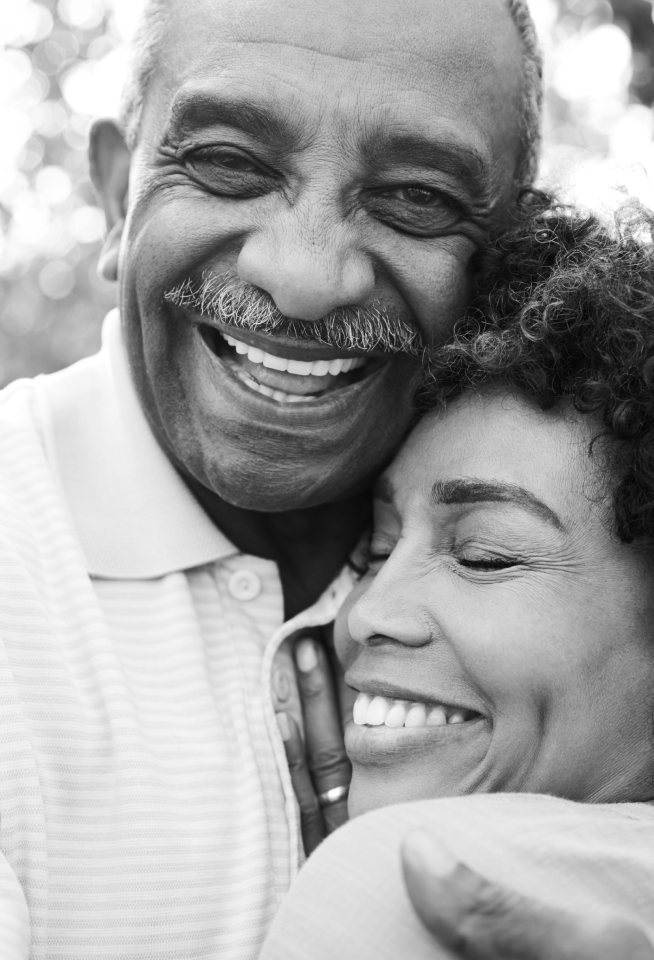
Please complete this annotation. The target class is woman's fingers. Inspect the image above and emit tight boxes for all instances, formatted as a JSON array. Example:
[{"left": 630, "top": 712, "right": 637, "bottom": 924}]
[
  {"left": 294, "top": 635, "right": 351, "bottom": 835},
  {"left": 401, "top": 830, "right": 654, "bottom": 960},
  {"left": 276, "top": 712, "right": 325, "bottom": 855}
]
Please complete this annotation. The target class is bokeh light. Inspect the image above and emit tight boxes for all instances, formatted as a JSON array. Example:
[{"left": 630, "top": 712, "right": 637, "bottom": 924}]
[{"left": 1, "top": 0, "right": 654, "bottom": 385}]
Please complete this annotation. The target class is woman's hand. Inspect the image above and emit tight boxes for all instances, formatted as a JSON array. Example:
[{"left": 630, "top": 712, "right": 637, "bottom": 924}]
[
  {"left": 276, "top": 632, "right": 352, "bottom": 855},
  {"left": 402, "top": 830, "right": 654, "bottom": 960}
]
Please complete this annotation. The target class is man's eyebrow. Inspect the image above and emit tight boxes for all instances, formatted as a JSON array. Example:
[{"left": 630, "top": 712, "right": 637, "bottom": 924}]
[
  {"left": 373, "top": 476, "right": 396, "bottom": 505},
  {"left": 166, "top": 91, "right": 296, "bottom": 147},
  {"left": 430, "top": 478, "right": 565, "bottom": 531},
  {"left": 363, "top": 132, "right": 490, "bottom": 199}
]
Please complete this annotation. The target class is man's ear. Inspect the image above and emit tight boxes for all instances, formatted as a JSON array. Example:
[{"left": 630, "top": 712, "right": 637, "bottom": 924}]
[{"left": 89, "top": 119, "right": 130, "bottom": 282}]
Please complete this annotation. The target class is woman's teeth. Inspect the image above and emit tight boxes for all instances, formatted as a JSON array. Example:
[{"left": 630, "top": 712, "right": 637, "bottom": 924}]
[
  {"left": 352, "top": 692, "right": 473, "bottom": 729},
  {"left": 222, "top": 333, "right": 365, "bottom": 377}
]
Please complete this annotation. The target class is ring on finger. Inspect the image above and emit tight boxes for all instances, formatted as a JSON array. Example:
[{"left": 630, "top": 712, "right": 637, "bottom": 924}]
[{"left": 317, "top": 784, "right": 349, "bottom": 807}]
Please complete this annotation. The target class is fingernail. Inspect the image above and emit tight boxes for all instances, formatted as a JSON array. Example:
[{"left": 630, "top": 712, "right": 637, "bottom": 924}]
[
  {"left": 295, "top": 638, "right": 318, "bottom": 673},
  {"left": 276, "top": 712, "right": 291, "bottom": 741},
  {"left": 403, "top": 830, "right": 458, "bottom": 878}
]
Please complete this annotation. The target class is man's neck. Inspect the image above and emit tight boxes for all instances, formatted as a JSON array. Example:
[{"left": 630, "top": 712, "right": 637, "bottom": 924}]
[{"left": 183, "top": 474, "right": 371, "bottom": 619}]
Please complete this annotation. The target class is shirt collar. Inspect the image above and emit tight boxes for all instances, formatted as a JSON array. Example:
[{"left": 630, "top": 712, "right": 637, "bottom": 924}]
[{"left": 35, "top": 309, "right": 237, "bottom": 579}]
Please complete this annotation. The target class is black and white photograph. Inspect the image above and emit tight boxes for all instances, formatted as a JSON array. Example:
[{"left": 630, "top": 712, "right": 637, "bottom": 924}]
[{"left": 2, "top": 0, "right": 654, "bottom": 957}]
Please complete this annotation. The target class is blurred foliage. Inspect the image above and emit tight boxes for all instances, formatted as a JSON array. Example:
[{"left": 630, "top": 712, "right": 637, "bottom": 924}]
[
  {"left": 1, "top": 0, "right": 654, "bottom": 385},
  {"left": 537, "top": 0, "right": 654, "bottom": 204},
  {"left": 0, "top": 0, "right": 132, "bottom": 386}
]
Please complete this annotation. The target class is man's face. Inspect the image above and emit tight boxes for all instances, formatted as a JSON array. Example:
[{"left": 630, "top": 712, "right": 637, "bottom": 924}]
[{"left": 116, "top": 0, "right": 525, "bottom": 510}]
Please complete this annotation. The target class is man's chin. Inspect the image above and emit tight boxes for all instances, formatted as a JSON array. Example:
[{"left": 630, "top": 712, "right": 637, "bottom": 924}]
[
  {"left": 161, "top": 349, "right": 418, "bottom": 510},
  {"left": 127, "top": 309, "right": 420, "bottom": 511},
  {"left": 184, "top": 446, "right": 384, "bottom": 513}
]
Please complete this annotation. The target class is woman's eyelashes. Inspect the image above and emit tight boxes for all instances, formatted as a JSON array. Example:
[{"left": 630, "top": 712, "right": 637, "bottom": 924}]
[
  {"left": 457, "top": 554, "right": 523, "bottom": 571},
  {"left": 362, "top": 532, "right": 525, "bottom": 576}
]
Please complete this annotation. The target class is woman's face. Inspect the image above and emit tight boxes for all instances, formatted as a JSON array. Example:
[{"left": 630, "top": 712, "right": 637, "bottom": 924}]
[{"left": 336, "top": 389, "right": 654, "bottom": 816}]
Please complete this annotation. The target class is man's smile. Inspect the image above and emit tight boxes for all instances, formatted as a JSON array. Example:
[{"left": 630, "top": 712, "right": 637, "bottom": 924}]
[{"left": 200, "top": 324, "right": 387, "bottom": 403}]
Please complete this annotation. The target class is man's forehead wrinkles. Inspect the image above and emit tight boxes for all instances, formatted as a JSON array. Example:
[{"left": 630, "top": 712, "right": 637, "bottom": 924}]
[{"left": 230, "top": 36, "right": 373, "bottom": 67}]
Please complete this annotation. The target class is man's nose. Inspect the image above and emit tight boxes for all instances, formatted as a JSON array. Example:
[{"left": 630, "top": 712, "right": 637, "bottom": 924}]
[{"left": 236, "top": 200, "right": 375, "bottom": 321}]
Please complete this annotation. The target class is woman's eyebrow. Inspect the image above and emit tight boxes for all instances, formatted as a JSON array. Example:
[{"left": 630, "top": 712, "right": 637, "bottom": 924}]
[{"left": 430, "top": 478, "right": 564, "bottom": 531}]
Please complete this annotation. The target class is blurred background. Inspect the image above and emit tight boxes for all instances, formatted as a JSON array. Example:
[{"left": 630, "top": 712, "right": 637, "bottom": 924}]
[{"left": 1, "top": 0, "right": 654, "bottom": 386}]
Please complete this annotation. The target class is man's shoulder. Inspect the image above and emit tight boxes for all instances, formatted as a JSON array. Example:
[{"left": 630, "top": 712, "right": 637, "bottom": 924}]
[
  {"left": 0, "top": 360, "right": 101, "bottom": 563},
  {"left": 0, "top": 376, "right": 46, "bottom": 460},
  {"left": 0, "top": 351, "right": 101, "bottom": 467}
]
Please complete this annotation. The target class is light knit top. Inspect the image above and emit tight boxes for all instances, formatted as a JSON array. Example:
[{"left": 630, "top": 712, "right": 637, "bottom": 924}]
[{"left": 0, "top": 310, "right": 350, "bottom": 960}]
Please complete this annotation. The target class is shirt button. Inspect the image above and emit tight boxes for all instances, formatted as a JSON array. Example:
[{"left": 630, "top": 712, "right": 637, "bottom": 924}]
[{"left": 228, "top": 569, "right": 261, "bottom": 601}]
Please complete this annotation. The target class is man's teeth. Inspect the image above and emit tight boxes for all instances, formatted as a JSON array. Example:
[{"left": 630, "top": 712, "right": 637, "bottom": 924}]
[
  {"left": 228, "top": 363, "right": 315, "bottom": 402},
  {"left": 222, "top": 333, "right": 365, "bottom": 377},
  {"left": 352, "top": 692, "right": 473, "bottom": 728}
]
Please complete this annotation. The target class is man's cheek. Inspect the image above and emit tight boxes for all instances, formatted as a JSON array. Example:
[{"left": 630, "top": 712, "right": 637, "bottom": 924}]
[{"left": 398, "top": 238, "right": 480, "bottom": 344}]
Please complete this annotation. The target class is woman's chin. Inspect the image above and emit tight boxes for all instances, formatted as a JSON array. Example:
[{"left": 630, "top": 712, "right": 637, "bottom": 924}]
[
  {"left": 344, "top": 716, "right": 492, "bottom": 816},
  {"left": 347, "top": 770, "right": 459, "bottom": 817}
]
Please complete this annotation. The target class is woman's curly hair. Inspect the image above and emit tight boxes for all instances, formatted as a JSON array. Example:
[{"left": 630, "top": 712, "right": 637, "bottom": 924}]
[{"left": 420, "top": 195, "right": 654, "bottom": 546}]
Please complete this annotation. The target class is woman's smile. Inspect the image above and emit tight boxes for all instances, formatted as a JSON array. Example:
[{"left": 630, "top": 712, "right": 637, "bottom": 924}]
[
  {"left": 350, "top": 691, "right": 482, "bottom": 728},
  {"left": 344, "top": 687, "right": 488, "bottom": 771}
]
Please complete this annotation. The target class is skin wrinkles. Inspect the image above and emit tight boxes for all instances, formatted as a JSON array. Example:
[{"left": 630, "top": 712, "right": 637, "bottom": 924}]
[
  {"left": 160, "top": 124, "right": 492, "bottom": 246},
  {"left": 162, "top": 90, "right": 496, "bottom": 220},
  {"left": 161, "top": 87, "right": 495, "bottom": 200},
  {"left": 336, "top": 390, "right": 654, "bottom": 815},
  {"left": 90, "top": 0, "right": 527, "bottom": 614}
]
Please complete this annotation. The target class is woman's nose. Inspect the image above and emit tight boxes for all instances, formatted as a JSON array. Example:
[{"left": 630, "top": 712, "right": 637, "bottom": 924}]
[
  {"left": 236, "top": 199, "right": 375, "bottom": 321},
  {"left": 348, "top": 567, "right": 431, "bottom": 649}
]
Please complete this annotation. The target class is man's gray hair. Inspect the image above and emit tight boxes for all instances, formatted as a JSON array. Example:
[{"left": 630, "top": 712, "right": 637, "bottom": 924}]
[{"left": 119, "top": 0, "right": 543, "bottom": 187}]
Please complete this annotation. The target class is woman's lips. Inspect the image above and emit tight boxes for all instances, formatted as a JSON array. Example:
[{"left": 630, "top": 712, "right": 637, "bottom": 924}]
[
  {"left": 344, "top": 691, "right": 487, "bottom": 766},
  {"left": 352, "top": 691, "right": 481, "bottom": 729}
]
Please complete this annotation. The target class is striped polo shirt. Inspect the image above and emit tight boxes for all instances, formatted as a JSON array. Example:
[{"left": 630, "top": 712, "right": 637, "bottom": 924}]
[{"left": 0, "top": 310, "right": 352, "bottom": 960}]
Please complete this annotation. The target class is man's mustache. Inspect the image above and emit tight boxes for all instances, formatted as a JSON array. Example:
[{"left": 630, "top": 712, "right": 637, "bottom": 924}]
[{"left": 164, "top": 272, "right": 424, "bottom": 356}]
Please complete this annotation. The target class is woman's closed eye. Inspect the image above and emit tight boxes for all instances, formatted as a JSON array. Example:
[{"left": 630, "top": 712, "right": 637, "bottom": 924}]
[
  {"left": 455, "top": 550, "right": 524, "bottom": 573},
  {"left": 459, "top": 556, "right": 521, "bottom": 569}
]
